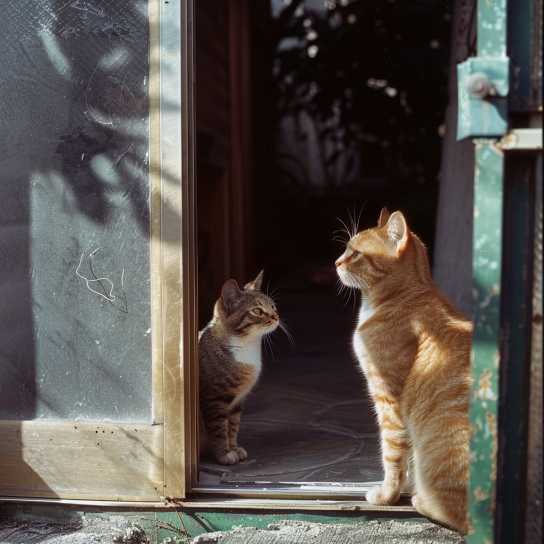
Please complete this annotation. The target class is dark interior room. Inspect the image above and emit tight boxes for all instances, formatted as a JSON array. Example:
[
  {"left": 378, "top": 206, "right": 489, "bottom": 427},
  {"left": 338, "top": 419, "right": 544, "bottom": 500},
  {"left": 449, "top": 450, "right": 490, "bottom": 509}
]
[{"left": 196, "top": 0, "right": 452, "bottom": 488}]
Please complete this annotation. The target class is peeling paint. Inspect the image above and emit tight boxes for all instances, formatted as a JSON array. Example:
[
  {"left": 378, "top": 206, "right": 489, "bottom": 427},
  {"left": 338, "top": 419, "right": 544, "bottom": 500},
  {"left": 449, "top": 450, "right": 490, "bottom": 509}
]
[
  {"left": 486, "top": 411, "right": 497, "bottom": 479},
  {"left": 476, "top": 370, "right": 498, "bottom": 400},
  {"left": 474, "top": 486, "right": 490, "bottom": 502},
  {"left": 467, "top": 142, "right": 504, "bottom": 544},
  {"left": 457, "top": 58, "right": 509, "bottom": 139}
]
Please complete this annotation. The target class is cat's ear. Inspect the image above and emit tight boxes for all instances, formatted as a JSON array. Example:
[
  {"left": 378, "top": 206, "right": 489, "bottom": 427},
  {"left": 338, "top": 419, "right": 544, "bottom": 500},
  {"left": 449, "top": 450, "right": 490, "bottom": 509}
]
[
  {"left": 377, "top": 207, "right": 390, "bottom": 228},
  {"left": 221, "top": 279, "right": 242, "bottom": 311},
  {"left": 386, "top": 211, "right": 409, "bottom": 253},
  {"left": 245, "top": 270, "right": 264, "bottom": 291}
]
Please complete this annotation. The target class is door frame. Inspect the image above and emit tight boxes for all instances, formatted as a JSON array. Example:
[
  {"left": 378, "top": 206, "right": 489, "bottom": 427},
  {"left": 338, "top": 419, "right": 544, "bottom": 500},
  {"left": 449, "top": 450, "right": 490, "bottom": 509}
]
[{"left": 0, "top": 0, "right": 193, "bottom": 504}]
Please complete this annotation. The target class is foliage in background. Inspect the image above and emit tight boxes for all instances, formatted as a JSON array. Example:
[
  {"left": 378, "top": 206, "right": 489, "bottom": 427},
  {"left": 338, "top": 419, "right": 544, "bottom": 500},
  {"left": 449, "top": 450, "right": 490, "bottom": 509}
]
[
  {"left": 251, "top": 0, "right": 453, "bottom": 269},
  {"left": 269, "top": 0, "right": 452, "bottom": 189}
]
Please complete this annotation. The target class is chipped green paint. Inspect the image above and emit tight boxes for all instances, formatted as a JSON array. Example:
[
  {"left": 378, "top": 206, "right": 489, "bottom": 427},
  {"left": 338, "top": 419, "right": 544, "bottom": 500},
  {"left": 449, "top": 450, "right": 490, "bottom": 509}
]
[
  {"left": 456, "top": 0, "right": 509, "bottom": 140},
  {"left": 457, "top": 57, "right": 509, "bottom": 139},
  {"left": 466, "top": 2, "right": 511, "bottom": 541},
  {"left": 467, "top": 141, "right": 504, "bottom": 543},
  {"left": 457, "top": 0, "right": 510, "bottom": 140},
  {"left": 478, "top": 0, "right": 507, "bottom": 58}
]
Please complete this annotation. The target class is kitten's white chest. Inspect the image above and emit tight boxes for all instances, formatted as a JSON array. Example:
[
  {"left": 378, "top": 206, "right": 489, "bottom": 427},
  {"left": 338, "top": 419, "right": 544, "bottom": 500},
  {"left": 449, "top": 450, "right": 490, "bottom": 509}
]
[
  {"left": 230, "top": 340, "right": 262, "bottom": 372},
  {"left": 228, "top": 338, "right": 262, "bottom": 409},
  {"left": 353, "top": 299, "right": 375, "bottom": 367}
]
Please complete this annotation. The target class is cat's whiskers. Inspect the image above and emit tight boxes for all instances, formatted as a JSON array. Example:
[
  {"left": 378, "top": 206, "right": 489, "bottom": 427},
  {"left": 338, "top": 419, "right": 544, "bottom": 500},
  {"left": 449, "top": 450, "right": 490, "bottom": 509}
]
[
  {"left": 264, "top": 282, "right": 274, "bottom": 297},
  {"left": 278, "top": 320, "right": 295, "bottom": 347},
  {"left": 335, "top": 278, "right": 346, "bottom": 297},
  {"left": 347, "top": 209, "right": 357, "bottom": 238},
  {"left": 335, "top": 206, "right": 365, "bottom": 250},
  {"left": 263, "top": 333, "right": 276, "bottom": 360},
  {"left": 264, "top": 283, "right": 280, "bottom": 303},
  {"left": 337, "top": 278, "right": 355, "bottom": 307},
  {"left": 336, "top": 217, "right": 353, "bottom": 243},
  {"left": 332, "top": 228, "right": 350, "bottom": 243},
  {"left": 332, "top": 235, "right": 349, "bottom": 245},
  {"left": 344, "top": 288, "right": 353, "bottom": 308},
  {"left": 343, "top": 269, "right": 368, "bottom": 292},
  {"left": 347, "top": 204, "right": 365, "bottom": 238},
  {"left": 352, "top": 287, "right": 361, "bottom": 312}
]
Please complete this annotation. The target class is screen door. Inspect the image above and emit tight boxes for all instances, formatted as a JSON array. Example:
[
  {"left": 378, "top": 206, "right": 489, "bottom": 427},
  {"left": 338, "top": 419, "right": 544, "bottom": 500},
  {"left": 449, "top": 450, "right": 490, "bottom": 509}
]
[{"left": 0, "top": 0, "right": 193, "bottom": 502}]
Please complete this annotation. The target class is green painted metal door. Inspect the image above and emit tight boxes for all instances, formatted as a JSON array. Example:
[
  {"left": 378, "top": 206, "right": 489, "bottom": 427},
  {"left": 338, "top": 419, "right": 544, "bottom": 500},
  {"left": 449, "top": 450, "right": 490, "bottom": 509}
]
[{"left": 457, "top": 1, "right": 542, "bottom": 543}]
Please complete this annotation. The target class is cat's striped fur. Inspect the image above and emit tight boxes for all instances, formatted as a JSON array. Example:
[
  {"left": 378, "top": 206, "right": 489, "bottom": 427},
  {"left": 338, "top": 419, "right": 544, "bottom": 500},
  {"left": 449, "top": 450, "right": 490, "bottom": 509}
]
[
  {"left": 199, "top": 271, "right": 279, "bottom": 465},
  {"left": 336, "top": 209, "right": 472, "bottom": 534}
]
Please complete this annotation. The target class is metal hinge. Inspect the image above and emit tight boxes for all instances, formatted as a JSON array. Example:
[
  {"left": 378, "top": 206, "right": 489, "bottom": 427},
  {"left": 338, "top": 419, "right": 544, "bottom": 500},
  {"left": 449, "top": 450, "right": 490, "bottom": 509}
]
[{"left": 457, "top": 57, "right": 510, "bottom": 140}]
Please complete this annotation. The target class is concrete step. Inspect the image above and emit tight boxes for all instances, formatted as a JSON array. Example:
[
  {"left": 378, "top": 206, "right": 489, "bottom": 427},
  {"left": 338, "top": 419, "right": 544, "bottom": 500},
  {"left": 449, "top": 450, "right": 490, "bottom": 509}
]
[{"left": 190, "top": 519, "right": 463, "bottom": 544}]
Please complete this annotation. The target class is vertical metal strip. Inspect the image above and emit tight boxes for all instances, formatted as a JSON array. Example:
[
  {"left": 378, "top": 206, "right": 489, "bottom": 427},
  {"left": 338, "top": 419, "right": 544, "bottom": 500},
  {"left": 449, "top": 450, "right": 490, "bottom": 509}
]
[
  {"left": 525, "top": 155, "right": 543, "bottom": 543},
  {"left": 477, "top": 0, "right": 507, "bottom": 57},
  {"left": 508, "top": 0, "right": 543, "bottom": 112},
  {"left": 467, "top": 141, "right": 504, "bottom": 543},
  {"left": 467, "top": 1, "right": 509, "bottom": 541},
  {"left": 496, "top": 154, "right": 535, "bottom": 544}
]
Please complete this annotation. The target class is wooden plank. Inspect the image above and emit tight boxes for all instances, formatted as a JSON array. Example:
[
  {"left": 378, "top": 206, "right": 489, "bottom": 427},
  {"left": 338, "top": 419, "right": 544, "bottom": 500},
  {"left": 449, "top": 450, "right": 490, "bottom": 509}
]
[{"left": 0, "top": 421, "right": 163, "bottom": 501}]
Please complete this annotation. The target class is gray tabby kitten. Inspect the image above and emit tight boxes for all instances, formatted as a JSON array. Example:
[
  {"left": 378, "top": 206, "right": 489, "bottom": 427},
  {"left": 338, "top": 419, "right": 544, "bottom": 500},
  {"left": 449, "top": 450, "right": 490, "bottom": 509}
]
[{"left": 199, "top": 271, "right": 279, "bottom": 465}]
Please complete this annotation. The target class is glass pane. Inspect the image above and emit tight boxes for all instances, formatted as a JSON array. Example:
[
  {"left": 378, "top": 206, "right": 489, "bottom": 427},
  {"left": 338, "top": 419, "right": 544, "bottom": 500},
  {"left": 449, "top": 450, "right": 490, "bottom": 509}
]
[{"left": 0, "top": 0, "right": 152, "bottom": 421}]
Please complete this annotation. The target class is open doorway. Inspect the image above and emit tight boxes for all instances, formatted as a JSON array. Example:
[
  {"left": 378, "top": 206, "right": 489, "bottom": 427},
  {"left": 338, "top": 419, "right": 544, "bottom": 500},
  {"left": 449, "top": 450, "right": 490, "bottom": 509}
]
[{"left": 196, "top": 0, "right": 451, "bottom": 490}]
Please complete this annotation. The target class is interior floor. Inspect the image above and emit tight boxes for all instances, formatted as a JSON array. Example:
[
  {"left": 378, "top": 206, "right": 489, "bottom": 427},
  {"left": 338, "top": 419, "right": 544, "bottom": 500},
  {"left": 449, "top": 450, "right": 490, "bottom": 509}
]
[{"left": 199, "top": 268, "right": 383, "bottom": 486}]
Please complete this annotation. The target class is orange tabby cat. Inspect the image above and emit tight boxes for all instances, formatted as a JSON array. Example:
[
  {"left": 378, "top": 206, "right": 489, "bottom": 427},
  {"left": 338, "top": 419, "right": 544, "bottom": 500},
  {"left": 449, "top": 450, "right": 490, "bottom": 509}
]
[{"left": 336, "top": 208, "right": 472, "bottom": 534}]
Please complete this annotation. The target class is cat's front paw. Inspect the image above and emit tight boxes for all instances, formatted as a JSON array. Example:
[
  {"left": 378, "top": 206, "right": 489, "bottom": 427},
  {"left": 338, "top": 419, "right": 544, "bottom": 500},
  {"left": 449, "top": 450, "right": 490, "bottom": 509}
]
[
  {"left": 215, "top": 450, "right": 240, "bottom": 465},
  {"left": 233, "top": 446, "right": 248, "bottom": 461},
  {"left": 366, "top": 484, "right": 400, "bottom": 505}
]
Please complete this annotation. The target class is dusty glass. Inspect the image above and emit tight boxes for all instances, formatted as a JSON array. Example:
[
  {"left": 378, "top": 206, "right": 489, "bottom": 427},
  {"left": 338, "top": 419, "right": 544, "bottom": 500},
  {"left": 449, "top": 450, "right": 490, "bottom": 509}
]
[{"left": 0, "top": 0, "right": 152, "bottom": 421}]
